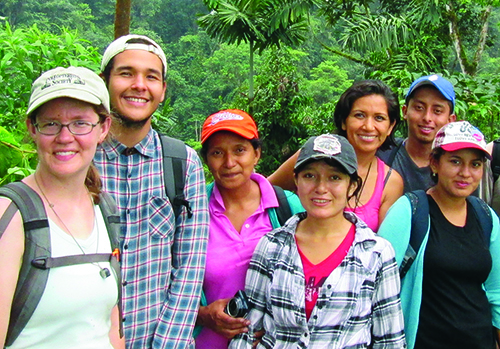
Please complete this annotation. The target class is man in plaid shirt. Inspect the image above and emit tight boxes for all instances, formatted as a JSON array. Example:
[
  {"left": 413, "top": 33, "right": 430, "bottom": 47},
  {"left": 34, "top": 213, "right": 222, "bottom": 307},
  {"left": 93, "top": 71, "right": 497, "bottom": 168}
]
[{"left": 94, "top": 34, "right": 209, "bottom": 349}]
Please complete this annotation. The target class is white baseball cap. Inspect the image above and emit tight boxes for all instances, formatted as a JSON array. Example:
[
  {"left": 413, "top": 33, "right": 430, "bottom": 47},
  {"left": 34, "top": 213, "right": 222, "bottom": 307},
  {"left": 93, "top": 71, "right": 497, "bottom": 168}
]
[
  {"left": 432, "top": 121, "right": 491, "bottom": 159},
  {"left": 27, "top": 66, "right": 110, "bottom": 116},
  {"left": 100, "top": 34, "right": 167, "bottom": 77}
]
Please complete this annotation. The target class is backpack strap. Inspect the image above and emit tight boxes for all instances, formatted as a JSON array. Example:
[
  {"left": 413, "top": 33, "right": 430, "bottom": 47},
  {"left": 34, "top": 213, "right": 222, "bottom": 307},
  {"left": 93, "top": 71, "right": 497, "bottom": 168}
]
[
  {"left": 0, "top": 182, "right": 51, "bottom": 347},
  {"left": 383, "top": 167, "right": 393, "bottom": 187},
  {"left": 272, "top": 185, "right": 293, "bottom": 226},
  {"left": 400, "top": 190, "right": 428, "bottom": 279},
  {"left": 0, "top": 183, "right": 124, "bottom": 344},
  {"left": 492, "top": 139, "right": 500, "bottom": 182},
  {"left": 98, "top": 191, "right": 123, "bottom": 338},
  {"left": 0, "top": 201, "right": 19, "bottom": 234},
  {"left": 158, "top": 134, "right": 192, "bottom": 219},
  {"left": 399, "top": 192, "right": 493, "bottom": 279},
  {"left": 467, "top": 196, "right": 492, "bottom": 247}
]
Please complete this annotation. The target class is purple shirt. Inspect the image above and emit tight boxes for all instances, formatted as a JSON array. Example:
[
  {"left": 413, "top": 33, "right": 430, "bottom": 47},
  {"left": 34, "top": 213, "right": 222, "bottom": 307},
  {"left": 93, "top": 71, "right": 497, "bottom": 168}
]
[{"left": 196, "top": 173, "right": 278, "bottom": 349}]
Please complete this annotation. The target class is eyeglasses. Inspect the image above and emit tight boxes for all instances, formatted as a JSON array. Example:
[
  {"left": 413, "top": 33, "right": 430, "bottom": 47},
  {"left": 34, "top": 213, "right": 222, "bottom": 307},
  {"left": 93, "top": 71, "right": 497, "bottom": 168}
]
[{"left": 34, "top": 120, "right": 99, "bottom": 136}]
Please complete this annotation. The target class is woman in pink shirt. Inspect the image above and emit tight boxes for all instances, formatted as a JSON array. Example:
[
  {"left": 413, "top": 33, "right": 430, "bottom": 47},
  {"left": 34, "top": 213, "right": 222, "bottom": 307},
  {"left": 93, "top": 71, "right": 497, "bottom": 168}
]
[
  {"left": 195, "top": 110, "right": 303, "bottom": 348},
  {"left": 268, "top": 80, "right": 403, "bottom": 232}
]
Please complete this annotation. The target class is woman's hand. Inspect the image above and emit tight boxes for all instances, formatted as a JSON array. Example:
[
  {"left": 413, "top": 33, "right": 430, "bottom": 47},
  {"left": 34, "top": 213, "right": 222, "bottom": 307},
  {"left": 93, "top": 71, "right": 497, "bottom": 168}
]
[{"left": 197, "top": 298, "right": 250, "bottom": 339}]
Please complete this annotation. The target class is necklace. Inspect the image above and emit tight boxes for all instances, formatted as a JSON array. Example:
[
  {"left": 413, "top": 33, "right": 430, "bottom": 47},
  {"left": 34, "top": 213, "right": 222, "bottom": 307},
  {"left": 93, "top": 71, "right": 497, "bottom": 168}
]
[
  {"left": 34, "top": 173, "right": 110, "bottom": 279},
  {"left": 354, "top": 158, "right": 373, "bottom": 208}
]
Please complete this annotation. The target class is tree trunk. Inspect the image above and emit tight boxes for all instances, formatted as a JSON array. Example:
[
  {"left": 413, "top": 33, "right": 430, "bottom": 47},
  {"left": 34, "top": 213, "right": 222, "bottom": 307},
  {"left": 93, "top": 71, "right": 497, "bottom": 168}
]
[
  {"left": 248, "top": 39, "right": 254, "bottom": 114},
  {"left": 471, "top": 5, "right": 492, "bottom": 76},
  {"left": 446, "top": 2, "right": 468, "bottom": 74},
  {"left": 446, "top": 2, "right": 491, "bottom": 76},
  {"left": 114, "top": 0, "right": 131, "bottom": 39}
]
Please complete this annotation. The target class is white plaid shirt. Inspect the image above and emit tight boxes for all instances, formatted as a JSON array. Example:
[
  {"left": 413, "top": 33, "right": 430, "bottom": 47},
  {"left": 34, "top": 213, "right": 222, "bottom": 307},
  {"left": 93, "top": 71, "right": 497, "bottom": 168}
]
[{"left": 230, "top": 212, "right": 406, "bottom": 349}]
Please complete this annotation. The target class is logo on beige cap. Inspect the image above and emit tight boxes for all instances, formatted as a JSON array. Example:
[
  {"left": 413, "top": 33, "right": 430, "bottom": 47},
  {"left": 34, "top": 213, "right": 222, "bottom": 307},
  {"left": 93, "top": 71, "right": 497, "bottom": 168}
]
[{"left": 42, "top": 73, "right": 85, "bottom": 90}]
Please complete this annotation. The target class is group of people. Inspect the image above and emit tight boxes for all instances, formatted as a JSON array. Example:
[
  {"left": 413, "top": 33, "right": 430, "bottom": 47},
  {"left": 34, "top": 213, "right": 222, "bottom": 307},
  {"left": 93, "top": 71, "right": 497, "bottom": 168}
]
[{"left": 0, "top": 33, "right": 498, "bottom": 349}]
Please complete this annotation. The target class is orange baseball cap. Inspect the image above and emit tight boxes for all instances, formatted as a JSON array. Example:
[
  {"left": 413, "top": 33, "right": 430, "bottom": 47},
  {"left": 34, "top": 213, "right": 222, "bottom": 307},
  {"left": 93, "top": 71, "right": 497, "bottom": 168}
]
[{"left": 201, "top": 109, "right": 259, "bottom": 144}]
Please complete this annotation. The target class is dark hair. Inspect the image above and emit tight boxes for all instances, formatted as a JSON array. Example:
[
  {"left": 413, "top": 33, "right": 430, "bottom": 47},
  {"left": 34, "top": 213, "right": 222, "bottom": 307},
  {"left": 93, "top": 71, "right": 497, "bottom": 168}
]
[
  {"left": 333, "top": 80, "right": 400, "bottom": 151},
  {"left": 29, "top": 100, "right": 110, "bottom": 204},
  {"left": 200, "top": 131, "right": 262, "bottom": 164},
  {"left": 405, "top": 85, "right": 454, "bottom": 114},
  {"left": 294, "top": 158, "right": 362, "bottom": 202},
  {"left": 101, "top": 38, "right": 166, "bottom": 84}
]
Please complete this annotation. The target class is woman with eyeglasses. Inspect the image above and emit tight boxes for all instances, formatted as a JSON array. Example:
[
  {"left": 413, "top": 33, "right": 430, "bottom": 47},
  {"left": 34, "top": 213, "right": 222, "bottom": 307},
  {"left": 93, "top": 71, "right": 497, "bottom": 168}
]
[{"left": 0, "top": 67, "right": 124, "bottom": 349}]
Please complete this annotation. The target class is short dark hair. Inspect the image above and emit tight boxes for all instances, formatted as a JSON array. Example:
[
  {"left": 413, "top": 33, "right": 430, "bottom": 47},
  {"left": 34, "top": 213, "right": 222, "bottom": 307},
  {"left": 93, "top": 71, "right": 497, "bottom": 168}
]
[
  {"left": 101, "top": 38, "right": 166, "bottom": 84},
  {"left": 405, "top": 85, "right": 454, "bottom": 114},
  {"left": 333, "top": 80, "right": 400, "bottom": 151},
  {"left": 200, "top": 131, "right": 262, "bottom": 164}
]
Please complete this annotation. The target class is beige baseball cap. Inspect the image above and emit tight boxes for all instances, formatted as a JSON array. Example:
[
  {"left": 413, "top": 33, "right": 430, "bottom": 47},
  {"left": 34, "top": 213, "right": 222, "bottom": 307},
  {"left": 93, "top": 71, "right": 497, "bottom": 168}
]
[
  {"left": 100, "top": 34, "right": 167, "bottom": 77},
  {"left": 27, "top": 66, "right": 110, "bottom": 116}
]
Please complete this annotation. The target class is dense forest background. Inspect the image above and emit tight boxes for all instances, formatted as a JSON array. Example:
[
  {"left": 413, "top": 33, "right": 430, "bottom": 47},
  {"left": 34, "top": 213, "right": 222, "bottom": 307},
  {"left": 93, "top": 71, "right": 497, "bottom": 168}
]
[{"left": 1, "top": 0, "right": 500, "bottom": 183}]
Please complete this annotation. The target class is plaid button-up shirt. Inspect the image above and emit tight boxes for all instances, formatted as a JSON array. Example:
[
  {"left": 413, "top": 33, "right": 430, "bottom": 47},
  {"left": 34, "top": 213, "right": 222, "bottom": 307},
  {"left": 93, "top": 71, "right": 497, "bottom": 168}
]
[
  {"left": 94, "top": 129, "right": 209, "bottom": 349},
  {"left": 230, "top": 212, "right": 406, "bottom": 349}
]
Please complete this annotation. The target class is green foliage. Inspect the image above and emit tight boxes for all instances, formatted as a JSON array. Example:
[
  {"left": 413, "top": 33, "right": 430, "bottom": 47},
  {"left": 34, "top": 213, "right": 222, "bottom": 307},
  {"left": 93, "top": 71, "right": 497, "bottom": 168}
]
[
  {"left": 1, "top": 0, "right": 500, "bottom": 181},
  {"left": 302, "top": 59, "right": 353, "bottom": 104},
  {"left": 0, "top": 20, "right": 101, "bottom": 184},
  {"left": 239, "top": 48, "right": 311, "bottom": 175}
]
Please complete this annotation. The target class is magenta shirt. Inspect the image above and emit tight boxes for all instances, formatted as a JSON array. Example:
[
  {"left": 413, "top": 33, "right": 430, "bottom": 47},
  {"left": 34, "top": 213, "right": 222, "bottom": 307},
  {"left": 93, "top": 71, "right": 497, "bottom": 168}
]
[
  {"left": 345, "top": 157, "right": 385, "bottom": 232},
  {"left": 196, "top": 173, "right": 279, "bottom": 349}
]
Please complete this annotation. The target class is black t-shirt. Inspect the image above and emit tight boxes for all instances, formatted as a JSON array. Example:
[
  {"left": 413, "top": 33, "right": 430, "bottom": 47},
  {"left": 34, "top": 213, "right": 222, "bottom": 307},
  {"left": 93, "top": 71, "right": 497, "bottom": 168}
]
[
  {"left": 377, "top": 139, "right": 434, "bottom": 193},
  {"left": 414, "top": 196, "right": 495, "bottom": 349}
]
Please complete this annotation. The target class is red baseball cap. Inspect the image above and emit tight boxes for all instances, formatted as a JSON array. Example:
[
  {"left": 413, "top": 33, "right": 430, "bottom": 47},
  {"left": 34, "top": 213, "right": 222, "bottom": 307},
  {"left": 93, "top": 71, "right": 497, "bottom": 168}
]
[{"left": 201, "top": 109, "right": 258, "bottom": 144}]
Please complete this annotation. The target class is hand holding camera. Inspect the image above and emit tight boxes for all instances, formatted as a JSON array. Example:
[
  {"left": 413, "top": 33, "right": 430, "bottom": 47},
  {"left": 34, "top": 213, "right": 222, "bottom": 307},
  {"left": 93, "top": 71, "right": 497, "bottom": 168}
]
[
  {"left": 197, "top": 292, "right": 251, "bottom": 339},
  {"left": 224, "top": 290, "right": 250, "bottom": 318}
]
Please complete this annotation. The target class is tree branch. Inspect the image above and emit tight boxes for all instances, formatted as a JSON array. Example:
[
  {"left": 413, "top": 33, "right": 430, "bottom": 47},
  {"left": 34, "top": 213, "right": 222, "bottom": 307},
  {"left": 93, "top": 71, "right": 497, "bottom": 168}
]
[{"left": 312, "top": 33, "right": 377, "bottom": 68}]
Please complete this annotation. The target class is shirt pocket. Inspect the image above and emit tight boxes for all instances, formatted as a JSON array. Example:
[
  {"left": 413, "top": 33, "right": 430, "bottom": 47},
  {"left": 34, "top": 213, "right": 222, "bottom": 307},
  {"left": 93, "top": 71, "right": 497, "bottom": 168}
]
[{"left": 148, "top": 196, "right": 175, "bottom": 239}]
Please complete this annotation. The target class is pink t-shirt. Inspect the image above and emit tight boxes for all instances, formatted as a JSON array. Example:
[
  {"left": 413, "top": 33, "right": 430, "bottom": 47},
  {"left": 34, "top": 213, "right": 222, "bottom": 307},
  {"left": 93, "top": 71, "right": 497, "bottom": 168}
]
[
  {"left": 345, "top": 157, "right": 385, "bottom": 232},
  {"left": 298, "top": 225, "right": 356, "bottom": 320},
  {"left": 196, "top": 173, "right": 279, "bottom": 349}
]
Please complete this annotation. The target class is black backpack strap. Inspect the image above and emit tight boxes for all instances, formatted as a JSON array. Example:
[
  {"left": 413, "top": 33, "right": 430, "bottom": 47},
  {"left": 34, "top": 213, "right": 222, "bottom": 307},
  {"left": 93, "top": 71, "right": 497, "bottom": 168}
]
[
  {"left": 492, "top": 139, "right": 500, "bottom": 181},
  {"left": 0, "top": 182, "right": 51, "bottom": 347},
  {"left": 272, "top": 185, "right": 293, "bottom": 226},
  {"left": 467, "top": 196, "right": 493, "bottom": 248},
  {"left": 400, "top": 190, "right": 429, "bottom": 279},
  {"left": 98, "top": 191, "right": 123, "bottom": 338},
  {"left": 383, "top": 167, "right": 393, "bottom": 187},
  {"left": 158, "top": 134, "right": 191, "bottom": 219}
]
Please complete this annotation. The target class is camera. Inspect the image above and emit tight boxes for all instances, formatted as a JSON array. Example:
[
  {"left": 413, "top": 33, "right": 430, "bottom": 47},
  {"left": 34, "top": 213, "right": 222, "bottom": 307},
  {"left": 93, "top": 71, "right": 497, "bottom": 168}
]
[{"left": 224, "top": 290, "right": 250, "bottom": 318}]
